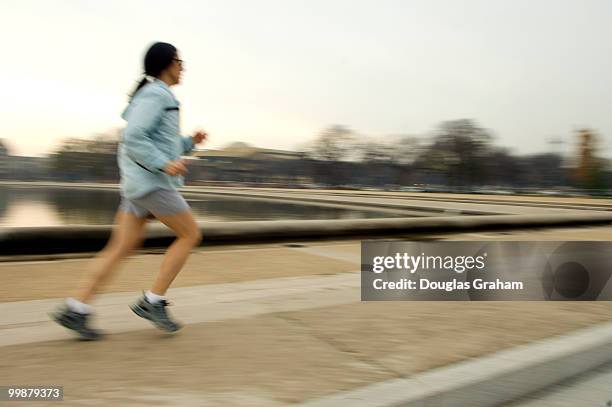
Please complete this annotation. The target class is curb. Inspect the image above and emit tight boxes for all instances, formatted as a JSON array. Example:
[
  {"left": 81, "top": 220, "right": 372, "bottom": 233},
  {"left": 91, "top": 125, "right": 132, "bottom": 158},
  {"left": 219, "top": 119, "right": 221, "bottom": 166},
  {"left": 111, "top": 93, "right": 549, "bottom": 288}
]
[
  {"left": 1, "top": 214, "right": 612, "bottom": 255},
  {"left": 296, "top": 319, "right": 612, "bottom": 406}
]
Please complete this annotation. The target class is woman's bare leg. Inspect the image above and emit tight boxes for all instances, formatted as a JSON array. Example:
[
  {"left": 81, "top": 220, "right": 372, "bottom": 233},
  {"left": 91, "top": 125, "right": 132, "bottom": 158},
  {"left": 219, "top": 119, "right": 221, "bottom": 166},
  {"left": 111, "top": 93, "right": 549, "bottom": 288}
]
[
  {"left": 74, "top": 209, "right": 148, "bottom": 303},
  {"left": 149, "top": 209, "right": 202, "bottom": 295}
]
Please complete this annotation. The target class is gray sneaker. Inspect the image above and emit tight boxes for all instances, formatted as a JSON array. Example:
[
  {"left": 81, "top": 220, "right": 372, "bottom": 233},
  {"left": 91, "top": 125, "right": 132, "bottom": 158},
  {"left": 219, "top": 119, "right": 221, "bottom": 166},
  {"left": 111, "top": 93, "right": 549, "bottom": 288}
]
[
  {"left": 49, "top": 305, "right": 104, "bottom": 341},
  {"left": 130, "top": 293, "right": 182, "bottom": 332}
]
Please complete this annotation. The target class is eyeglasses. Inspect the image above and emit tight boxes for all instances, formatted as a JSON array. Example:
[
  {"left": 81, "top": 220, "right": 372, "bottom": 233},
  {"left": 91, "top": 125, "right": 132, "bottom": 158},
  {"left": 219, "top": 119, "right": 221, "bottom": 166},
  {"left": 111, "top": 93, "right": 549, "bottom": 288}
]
[{"left": 173, "top": 58, "right": 184, "bottom": 66}]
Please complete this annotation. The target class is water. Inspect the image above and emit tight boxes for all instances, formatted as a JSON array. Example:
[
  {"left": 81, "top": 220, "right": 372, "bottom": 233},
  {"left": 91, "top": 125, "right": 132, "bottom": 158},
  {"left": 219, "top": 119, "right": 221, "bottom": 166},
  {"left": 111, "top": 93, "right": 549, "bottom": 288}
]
[{"left": 0, "top": 186, "right": 403, "bottom": 227}]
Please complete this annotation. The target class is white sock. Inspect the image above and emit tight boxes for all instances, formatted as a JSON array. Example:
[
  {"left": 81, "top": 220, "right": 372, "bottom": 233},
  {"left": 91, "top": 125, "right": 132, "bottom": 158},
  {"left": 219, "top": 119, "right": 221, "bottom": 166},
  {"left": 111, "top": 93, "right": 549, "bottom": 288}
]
[
  {"left": 145, "top": 290, "right": 166, "bottom": 304},
  {"left": 66, "top": 297, "right": 91, "bottom": 314}
]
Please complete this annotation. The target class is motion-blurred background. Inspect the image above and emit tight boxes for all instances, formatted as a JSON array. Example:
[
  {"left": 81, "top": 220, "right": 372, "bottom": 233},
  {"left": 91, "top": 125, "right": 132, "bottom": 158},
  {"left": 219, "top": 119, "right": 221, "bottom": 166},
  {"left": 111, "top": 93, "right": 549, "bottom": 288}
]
[{"left": 2, "top": 1, "right": 612, "bottom": 406}]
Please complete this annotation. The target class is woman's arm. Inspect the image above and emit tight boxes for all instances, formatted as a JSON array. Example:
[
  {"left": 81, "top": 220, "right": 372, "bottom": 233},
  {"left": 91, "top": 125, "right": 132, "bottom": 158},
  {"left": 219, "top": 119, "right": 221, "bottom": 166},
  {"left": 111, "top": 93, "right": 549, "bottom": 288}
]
[
  {"left": 181, "top": 136, "right": 194, "bottom": 155},
  {"left": 181, "top": 130, "right": 208, "bottom": 155},
  {"left": 122, "top": 88, "right": 170, "bottom": 173}
]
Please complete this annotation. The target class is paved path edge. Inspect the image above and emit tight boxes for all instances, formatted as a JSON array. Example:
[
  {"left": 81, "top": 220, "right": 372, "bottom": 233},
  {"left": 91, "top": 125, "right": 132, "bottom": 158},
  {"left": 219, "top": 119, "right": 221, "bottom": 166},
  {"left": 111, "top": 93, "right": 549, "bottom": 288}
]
[{"left": 296, "top": 319, "right": 612, "bottom": 407}]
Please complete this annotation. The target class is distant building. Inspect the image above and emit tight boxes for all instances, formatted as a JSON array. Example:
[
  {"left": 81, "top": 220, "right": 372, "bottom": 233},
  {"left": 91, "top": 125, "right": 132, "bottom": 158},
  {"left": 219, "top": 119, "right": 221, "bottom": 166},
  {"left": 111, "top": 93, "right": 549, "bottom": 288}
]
[
  {"left": 5, "top": 156, "right": 51, "bottom": 181},
  {"left": 193, "top": 142, "right": 304, "bottom": 161},
  {"left": 0, "top": 140, "right": 51, "bottom": 181},
  {"left": 190, "top": 142, "right": 308, "bottom": 185}
]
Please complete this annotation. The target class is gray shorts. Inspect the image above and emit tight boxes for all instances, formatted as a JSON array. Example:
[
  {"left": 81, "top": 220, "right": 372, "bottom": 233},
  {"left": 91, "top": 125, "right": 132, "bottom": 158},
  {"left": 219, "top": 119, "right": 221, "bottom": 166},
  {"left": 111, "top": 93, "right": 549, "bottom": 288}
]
[{"left": 119, "top": 188, "right": 190, "bottom": 219}]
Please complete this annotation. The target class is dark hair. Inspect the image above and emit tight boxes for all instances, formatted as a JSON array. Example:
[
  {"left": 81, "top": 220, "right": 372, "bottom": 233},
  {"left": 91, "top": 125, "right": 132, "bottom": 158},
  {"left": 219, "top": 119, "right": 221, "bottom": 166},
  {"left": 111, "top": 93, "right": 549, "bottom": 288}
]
[{"left": 129, "top": 42, "right": 177, "bottom": 101}]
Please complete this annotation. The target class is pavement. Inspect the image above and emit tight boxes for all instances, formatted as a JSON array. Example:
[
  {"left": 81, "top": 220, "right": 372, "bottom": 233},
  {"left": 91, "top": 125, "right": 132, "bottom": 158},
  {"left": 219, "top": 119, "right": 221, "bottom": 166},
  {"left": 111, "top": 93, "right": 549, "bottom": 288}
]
[
  {"left": 504, "top": 363, "right": 612, "bottom": 406},
  {"left": 2, "top": 225, "right": 612, "bottom": 405}
]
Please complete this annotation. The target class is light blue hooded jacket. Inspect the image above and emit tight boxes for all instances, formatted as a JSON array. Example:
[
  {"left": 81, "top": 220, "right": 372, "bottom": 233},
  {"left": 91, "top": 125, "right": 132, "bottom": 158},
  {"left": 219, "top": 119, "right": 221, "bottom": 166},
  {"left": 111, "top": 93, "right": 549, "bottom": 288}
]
[{"left": 117, "top": 79, "right": 194, "bottom": 200}]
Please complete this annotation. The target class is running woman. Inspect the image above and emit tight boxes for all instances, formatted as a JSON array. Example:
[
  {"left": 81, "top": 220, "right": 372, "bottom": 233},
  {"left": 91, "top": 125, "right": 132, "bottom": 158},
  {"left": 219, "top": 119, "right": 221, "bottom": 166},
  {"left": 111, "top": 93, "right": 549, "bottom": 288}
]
[{"left": 51, "top": 42, "right": 208, "bottom": 340}]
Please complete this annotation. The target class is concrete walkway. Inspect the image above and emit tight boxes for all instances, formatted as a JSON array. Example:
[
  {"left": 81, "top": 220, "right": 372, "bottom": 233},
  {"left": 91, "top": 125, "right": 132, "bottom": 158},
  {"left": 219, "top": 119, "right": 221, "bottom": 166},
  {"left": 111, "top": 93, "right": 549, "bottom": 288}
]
[
  {"left": 0, "top": 272, "right": 360, "bottom": 348},
  {"left": 2, "top": 231, "right": 612, "bottom": 405}
]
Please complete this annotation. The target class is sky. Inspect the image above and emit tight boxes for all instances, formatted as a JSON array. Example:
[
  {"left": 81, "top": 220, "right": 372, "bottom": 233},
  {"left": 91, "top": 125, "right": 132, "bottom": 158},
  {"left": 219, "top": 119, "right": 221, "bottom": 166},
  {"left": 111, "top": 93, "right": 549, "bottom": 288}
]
[{"left": 1, "top": 0, "right": 611, "bottom": 158}]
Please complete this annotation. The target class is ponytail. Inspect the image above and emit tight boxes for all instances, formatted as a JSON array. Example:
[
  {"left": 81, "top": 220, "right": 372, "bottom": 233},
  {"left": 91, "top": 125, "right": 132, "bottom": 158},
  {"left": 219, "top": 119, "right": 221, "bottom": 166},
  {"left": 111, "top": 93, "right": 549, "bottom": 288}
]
[
  {"left": 128, "top": 42, "right": 177, "bottom": 102},
  {"left": 128, "top": 75, "right": 150, "bottom": 102}
]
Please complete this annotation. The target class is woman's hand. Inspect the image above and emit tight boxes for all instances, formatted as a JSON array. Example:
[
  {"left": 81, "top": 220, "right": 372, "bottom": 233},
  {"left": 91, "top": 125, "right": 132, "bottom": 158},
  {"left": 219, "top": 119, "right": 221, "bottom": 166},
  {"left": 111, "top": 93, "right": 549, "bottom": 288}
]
[
  {"left": 191, "top": 129, "right": 208, "bottom": 145},
  {"left": 163, "top": 159, "right": 188, "bottom": 176}
]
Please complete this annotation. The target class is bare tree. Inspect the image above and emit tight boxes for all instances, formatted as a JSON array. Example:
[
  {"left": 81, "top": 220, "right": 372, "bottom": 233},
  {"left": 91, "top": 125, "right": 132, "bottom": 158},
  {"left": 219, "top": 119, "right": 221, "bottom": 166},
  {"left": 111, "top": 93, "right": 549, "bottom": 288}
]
[
  {"left": 359, "top": 141, "right": 395, "bottom": 163},
  {"left": 422, "top": 119, "right": 493, "bottom": 187},
  {"left": 306, "top": 125, "right": 356, "bottom": 162}
]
